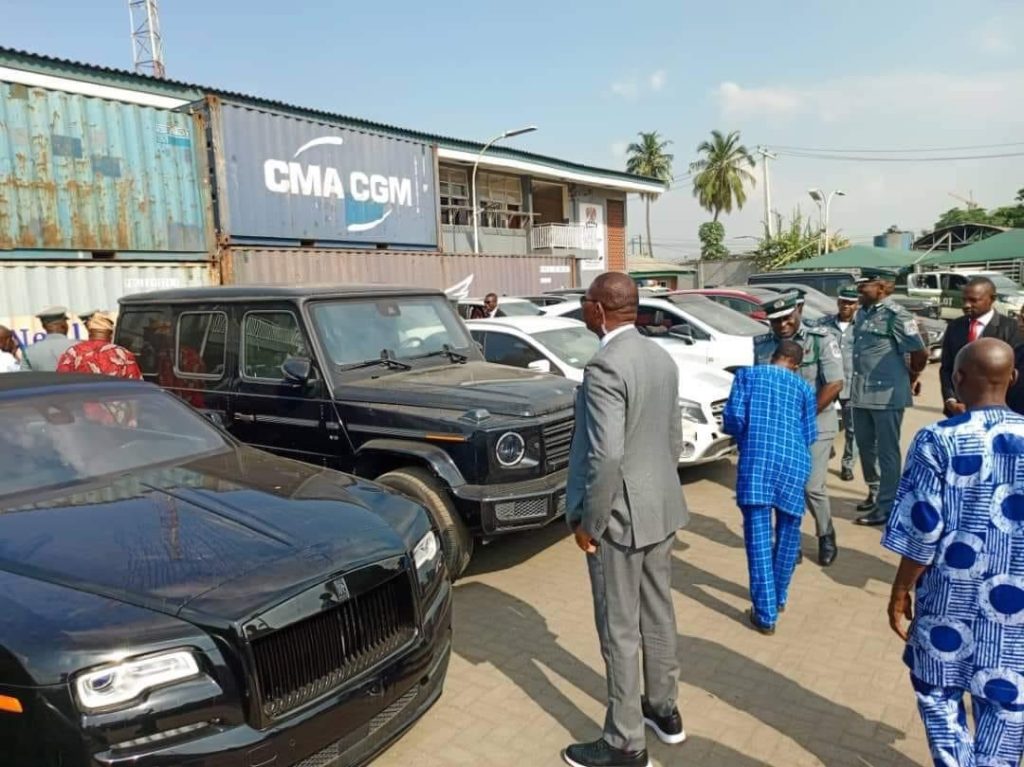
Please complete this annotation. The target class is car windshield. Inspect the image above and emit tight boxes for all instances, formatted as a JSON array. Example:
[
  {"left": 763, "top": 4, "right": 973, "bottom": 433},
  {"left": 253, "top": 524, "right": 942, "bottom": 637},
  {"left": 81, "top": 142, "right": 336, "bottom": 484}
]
[
  {"left": 533, "top": 326, "right": 600, "bottom": 369},
  {"left": 988, "top": 275, "right": 1021, "bottom": 292},
  {"left": 310, "top": 295, "right": 473, "bottom": 366},
  {"left": 0, "top": 388, "right": 228, "bottom": 501},
  {"left": 668, "top": 296, "right": 766, "bottom": 336},
  {"left": 497, "top": 301, "right": 545, "bottom": 317}
]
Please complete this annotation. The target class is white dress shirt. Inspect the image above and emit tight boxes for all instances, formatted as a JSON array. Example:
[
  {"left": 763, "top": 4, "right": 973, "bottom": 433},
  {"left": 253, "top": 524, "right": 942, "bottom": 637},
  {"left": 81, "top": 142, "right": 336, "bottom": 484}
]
[
  {"left": 969, "top": 309, "right": 995, "bottom": 339},
  {"left": 600, "top": 324, "right": 633, "bottom": 348}
]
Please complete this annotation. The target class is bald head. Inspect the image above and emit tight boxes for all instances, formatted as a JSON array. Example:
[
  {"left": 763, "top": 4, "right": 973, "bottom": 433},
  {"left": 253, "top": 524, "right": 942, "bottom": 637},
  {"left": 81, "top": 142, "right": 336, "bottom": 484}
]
[
  {"left": 583, "top": 272, "right": 639, "bottom": 336},
  {"left": 953, "top": 337, "right": 1017, "bottom": 409}
]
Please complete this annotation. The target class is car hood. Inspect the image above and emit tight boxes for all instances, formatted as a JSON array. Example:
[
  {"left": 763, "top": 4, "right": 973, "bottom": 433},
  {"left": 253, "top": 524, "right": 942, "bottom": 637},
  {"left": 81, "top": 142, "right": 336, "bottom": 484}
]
[
  {"left": 679, "top": 365, "right": 734, "bottom": 402},
  {"left": 0, "top": 447, "right": 428, "bottom": 625},
  {"left": 332, "top": 361, "right": 576, "bottom": 417}
]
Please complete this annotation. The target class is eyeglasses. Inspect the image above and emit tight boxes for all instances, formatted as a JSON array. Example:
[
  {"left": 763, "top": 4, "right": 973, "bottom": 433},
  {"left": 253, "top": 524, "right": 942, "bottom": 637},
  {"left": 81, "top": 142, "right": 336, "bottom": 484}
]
[{"left": 579, "top": 296, "right": 598, "bottom": 306}]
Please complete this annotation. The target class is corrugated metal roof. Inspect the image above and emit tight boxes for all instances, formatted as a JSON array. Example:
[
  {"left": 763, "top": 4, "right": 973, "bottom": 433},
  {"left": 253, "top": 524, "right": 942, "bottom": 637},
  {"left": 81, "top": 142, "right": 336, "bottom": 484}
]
[
  {"left": 920, "top": 229, "right": 1024, "bottom": 266},
  {"left": 0, "top": 47, "right": 665, "bottom": 189}
]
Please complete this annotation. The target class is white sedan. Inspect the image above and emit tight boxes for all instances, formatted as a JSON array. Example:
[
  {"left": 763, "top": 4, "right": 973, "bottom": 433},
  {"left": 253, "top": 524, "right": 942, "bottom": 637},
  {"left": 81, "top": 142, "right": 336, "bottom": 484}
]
[{"left": 467, "top": 315, "right": 736, "bottom": 467}]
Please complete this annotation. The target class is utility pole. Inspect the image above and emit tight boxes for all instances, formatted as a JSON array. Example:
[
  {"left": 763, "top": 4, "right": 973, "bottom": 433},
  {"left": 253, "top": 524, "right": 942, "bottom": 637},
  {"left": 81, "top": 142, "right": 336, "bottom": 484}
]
[
  {"left": 128, "top": 0, "right": 166, "bottom": 78},
  {"left": 756, "top": 146, "right": 777, "bottom": 239}
]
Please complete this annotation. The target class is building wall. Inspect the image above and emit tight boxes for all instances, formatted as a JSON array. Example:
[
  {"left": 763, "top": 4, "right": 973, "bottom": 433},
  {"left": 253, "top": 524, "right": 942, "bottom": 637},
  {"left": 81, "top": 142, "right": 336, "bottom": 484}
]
[
  {"left": 441, "top": 226, "right": 529, "bottom": 255},
  {"left": 221, "top": 248, "right": 578, "bottom": 296}
]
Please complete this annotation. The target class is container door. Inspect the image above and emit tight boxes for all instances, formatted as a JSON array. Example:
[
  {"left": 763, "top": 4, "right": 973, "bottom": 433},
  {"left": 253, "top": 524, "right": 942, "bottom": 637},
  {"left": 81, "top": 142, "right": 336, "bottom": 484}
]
[{"left": 230, "top": 307, "right": 334, "bottom": 465}]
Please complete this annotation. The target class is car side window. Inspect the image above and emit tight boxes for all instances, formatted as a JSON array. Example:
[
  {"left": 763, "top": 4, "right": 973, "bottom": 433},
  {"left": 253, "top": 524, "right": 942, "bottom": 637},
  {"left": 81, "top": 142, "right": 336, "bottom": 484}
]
[
  {"left": 176, "top": 312, "right": 227, "bottom": 380},
  {"left": 665, "top": 310, "right": 711, "bottom": 341},
  {"left": 563, "top": 307, "right": 584, "bottom": 321},
  {"left": 242, "top": 311, "right": 308, "bottom": 381},
  {"left": 116, "top": 309, "right": 172, "bottom": 376},
  {"left": 947, "top": 274, "right": 967, "bottom": 291},
  {"left": 483, "top": 333, "right": 543, "bottom": 368}
]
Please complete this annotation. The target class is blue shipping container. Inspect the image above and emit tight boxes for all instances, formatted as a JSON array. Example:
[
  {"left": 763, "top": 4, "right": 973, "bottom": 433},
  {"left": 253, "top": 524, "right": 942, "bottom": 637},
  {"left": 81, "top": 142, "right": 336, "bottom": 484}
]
[
  {"left": 0, "top": 81, "right": 210, "bottom": 253},
  {"left": 209, "top": 100, "right": 438, "bottom": 249}
]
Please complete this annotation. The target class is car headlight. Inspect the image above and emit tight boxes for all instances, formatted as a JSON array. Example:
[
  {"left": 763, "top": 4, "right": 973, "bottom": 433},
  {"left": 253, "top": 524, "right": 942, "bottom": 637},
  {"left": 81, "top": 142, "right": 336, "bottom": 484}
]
[
  {"left": 413, "top": 530, "right": 440, "bottom": 576},
  {"left": 678, "top": 398, "right": 707, "bottom": 424},
  {"left": 495, "top": 431, "right": 526, "bottom": 467},
  {"left": 74, "top": 650, "right": 200, "bottom": 712}
]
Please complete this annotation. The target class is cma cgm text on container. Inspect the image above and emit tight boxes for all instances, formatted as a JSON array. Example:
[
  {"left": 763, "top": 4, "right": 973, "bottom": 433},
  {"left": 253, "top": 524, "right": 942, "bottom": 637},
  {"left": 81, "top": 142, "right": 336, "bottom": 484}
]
[{"left": 201, "top": 98, "right": 440, "bottom": 249}]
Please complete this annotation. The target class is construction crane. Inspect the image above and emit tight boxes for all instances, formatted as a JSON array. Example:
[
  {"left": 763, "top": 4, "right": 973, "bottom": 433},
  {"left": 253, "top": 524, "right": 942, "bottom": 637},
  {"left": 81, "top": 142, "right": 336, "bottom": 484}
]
[
  {"left": 948, "top": 191, "right": 979, "bottom": 210},
  {"left": 128, "top": 0, "right": 166, "bottom": 78}
]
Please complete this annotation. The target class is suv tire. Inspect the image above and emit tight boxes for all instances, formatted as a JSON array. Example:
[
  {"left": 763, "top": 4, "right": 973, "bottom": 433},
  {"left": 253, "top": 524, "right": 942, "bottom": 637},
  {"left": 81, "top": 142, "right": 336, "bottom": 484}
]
[{"left": 376, "top": 467, "right": 474, "bottom": 578}]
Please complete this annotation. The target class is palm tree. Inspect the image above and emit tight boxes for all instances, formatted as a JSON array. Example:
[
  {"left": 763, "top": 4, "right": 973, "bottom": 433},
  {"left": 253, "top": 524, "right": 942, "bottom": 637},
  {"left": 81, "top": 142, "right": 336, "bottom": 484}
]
[
  {"left": 625, "top": 132, "right": 673, "bottom": 258},
  {"left": 689, "top": 130, "right": 756, "bottom": 221}
]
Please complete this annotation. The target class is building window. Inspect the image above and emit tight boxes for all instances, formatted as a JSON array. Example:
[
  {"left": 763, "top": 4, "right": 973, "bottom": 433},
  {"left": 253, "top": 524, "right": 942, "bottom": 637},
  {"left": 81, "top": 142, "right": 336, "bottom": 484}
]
[
  {"left": 440, "top": 166, "right": 470, "bottom": 225},
  {"left": 478, "top": 172, "right": 524, "bottom": 229}
]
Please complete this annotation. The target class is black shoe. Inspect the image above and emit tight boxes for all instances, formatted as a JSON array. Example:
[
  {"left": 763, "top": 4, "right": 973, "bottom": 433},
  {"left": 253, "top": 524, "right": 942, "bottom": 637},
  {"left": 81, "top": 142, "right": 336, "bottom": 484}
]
[
  {"left": 796, "top": 549, "right": 803, "bottom": 565},
  {"left": 855, "top": 509, "right": 889, "bottom": 527},
  {"left": 840, "top": 468, "right": 854, "bottom": 482},
  {"left": 747, "top": 608, "right": 776, "bottom": 636},
  {"left": 856, "top": 491, "right": 878, "bottom": 512},
  {"left": 818, "top": 533, "right": 838, "bottom": 567},
  {"left": 642, "top": 697, "right": 686, "bottom": 745},
  {"left": 778, "top": 603, "right": 787, "bottom": 613},
  {"left": 563, "top": 739, "right": 650, "bottom": 767}
]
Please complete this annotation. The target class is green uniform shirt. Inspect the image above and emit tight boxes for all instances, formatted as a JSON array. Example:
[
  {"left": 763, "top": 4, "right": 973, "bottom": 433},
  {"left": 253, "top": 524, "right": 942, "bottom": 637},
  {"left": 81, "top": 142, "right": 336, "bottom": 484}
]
[
  {"left": 753, "top": 323, "right": 845, "bottom": 438},
  {"left": 850, "top": 298, "right": 926, "bottom": 410}
]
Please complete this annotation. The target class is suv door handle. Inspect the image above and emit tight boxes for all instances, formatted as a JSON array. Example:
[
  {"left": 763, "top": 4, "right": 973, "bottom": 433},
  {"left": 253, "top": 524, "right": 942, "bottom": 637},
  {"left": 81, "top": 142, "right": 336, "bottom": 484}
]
[{"left": 233, "top": 412, "right": 256, "bottom": 423}]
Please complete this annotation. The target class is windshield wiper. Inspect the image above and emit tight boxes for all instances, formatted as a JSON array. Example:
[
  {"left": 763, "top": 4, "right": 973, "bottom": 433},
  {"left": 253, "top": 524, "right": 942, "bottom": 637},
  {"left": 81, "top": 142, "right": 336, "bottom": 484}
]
[
  {"left": 415, "top": 344, "right": 468, "bottom": 364},
  {"left": 343, "top": 349, "right": 412, "bottom": 371}
]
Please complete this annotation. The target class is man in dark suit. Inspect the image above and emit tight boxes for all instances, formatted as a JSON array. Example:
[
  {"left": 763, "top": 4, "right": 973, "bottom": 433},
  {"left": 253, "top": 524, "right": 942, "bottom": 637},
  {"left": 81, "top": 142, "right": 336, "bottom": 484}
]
[
  {"left": 941, "top": 276, "right": 1023, "bottom": 416},
  {"left": 563, "top": 272, "right": 688, "bottom": 767}
]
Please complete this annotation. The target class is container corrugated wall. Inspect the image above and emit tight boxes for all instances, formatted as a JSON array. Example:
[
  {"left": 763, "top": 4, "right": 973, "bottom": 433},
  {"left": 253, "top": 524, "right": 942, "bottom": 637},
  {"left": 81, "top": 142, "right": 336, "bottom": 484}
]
[
  {"left": 221, "top": 249, "right": 578, "bottom": 296},
  {"left": 1, "top": 261, "right": 217, "bottom": 344},
  {"left": 0, "top": 81, "right": 211, "bottom": 254}
]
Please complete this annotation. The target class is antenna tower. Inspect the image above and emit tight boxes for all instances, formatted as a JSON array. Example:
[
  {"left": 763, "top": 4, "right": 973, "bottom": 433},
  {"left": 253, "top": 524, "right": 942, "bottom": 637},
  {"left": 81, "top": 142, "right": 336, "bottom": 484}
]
[{"left": 128, "top": 0, "right": 166, "bottom": 78}]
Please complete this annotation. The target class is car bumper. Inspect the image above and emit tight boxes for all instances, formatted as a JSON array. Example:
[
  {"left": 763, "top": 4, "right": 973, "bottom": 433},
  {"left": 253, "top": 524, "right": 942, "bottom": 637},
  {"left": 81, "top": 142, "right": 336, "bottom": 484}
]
[
  {"left": 453, "top": 468, "right": 568, "bottom": 535},
  {"left": 59, "top": 583, "right": 452, "bottom": 767},
  {"left": 679, "top": 422, "right": 735, "bottom": 466}
]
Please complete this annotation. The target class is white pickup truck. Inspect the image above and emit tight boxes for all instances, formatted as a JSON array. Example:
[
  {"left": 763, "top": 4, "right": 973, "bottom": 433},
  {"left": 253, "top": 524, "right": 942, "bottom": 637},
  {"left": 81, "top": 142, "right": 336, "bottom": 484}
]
[{"left": 905, "top": 270, "right": 1024, "bottom": 320}]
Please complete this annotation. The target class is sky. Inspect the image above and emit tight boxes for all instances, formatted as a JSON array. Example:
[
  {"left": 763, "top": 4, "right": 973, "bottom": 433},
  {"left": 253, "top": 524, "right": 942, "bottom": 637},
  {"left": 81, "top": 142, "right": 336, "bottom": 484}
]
[{"left": 3, "top": 0, "right": 1024, "bottom": 260}]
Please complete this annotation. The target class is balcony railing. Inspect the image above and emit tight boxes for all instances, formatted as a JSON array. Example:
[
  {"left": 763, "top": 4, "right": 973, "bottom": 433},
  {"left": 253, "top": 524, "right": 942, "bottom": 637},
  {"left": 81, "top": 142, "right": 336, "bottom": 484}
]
[{"left": 530, "top": 223, "right": 599, "bottom": 252}]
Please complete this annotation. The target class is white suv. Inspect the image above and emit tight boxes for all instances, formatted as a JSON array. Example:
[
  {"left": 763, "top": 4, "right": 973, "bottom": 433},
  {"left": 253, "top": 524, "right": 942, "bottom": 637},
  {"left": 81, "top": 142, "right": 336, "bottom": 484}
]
[{"left": 467, "top": 315, "right": 736, "bottom": 467}]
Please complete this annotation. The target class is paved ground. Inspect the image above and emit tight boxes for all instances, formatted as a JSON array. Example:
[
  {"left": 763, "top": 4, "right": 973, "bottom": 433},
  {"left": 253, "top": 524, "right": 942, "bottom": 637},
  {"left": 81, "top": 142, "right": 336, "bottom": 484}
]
[{"left": 376, "top": 367, "right": 951, "bottom": 767}]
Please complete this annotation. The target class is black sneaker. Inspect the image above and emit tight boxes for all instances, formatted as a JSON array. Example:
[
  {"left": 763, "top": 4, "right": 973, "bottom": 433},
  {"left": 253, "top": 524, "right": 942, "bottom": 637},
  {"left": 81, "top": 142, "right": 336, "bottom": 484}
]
[
  {"left": 840, "top": 468, "right": 854, "bottom": 482},
  {"left": 563, "top": 739, "right": 650, "bottom": 767},
  {"left": 642, "top": 697, "right": 687, "bottom": 745}
]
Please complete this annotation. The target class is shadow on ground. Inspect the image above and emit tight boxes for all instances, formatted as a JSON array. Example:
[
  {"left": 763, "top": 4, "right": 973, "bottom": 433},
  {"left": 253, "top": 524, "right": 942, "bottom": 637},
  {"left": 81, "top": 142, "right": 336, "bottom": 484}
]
[
  {"left": 463, "top": 521, "right": 570, "bottom": 578},
  {"left": 454, "top": 582, "right": 920, "bottom": 767}
]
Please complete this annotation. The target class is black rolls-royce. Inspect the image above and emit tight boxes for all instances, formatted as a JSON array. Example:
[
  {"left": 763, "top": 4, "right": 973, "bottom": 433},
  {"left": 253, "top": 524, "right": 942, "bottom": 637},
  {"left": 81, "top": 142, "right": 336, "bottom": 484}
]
[{"left": 0, "top": 374, "right": 451, "bottom": 766}]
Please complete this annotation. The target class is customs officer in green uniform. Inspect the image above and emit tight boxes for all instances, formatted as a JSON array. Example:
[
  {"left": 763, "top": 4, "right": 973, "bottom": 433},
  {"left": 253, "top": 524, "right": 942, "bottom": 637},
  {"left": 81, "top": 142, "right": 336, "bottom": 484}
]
[
  {"left": 754, "top": 292, "right": 844, "bottom": 566},
  {"left": 850, "top": 272, "right": 928, "bottom": 526}
]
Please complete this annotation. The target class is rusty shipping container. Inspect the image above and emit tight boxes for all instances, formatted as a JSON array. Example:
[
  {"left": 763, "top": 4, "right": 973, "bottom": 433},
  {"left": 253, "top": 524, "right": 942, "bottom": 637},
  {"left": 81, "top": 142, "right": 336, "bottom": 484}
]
[
  {"left": 0, "top": 81, "right": 211, "bottom": 255},
  {"left": 221, "top": 249, "right": 578, "bottom": 296}
]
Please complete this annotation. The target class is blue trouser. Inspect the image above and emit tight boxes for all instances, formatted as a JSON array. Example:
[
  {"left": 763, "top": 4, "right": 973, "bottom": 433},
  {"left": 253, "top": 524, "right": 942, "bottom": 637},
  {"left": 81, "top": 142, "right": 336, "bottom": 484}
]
[
  {"left": 839, "top": 399, "right": 858, "bottom": 473},
  {"left": 913, "top": 675, "right": 1024, "bottom": 766},
  {"left": 852, "top": 407, "right": 905, "bottom": 517},
  {"left": 741, "top": 506, "right": 802, "bottom": 628}
]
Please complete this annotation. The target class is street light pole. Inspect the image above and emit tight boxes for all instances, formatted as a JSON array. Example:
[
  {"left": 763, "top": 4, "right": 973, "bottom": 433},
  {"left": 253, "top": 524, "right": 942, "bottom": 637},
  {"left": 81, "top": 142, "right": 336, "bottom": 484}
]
[
  {"left": 808, "top": 188, "right": 846, "bottom": 254},
  {"left": 472, "top": 125, "right": 537, "bottom": 254}
]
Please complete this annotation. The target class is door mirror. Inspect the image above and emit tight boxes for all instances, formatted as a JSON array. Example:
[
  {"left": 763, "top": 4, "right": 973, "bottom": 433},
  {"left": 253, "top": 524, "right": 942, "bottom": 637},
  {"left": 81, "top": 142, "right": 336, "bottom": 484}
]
[
  {"left": 527, "top": 359, "right": 552, "bottom": 374},
  {"left": 668, "top": 325, "right": 694, "bottom": 344},
  {"left": 282, "top": 356, "right": 312, "bottom": 384}
]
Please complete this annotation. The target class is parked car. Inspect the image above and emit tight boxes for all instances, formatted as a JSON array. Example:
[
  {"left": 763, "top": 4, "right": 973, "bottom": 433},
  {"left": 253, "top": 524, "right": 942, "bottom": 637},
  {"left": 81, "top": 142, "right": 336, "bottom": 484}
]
[
  {"left": 522, "top": 294, "right": 575, "bottom": 307},
  {"left": 902, "top": 269, "right": 1024, "bottom": 319},
  {"left": 746, "top": 279, "right": 940, "bottom": 320},
  {"left": 748, "top": 272, "right": 941, "bottom": 318},
  {"left": 456, "top": 297, "right": 545, "bottom": 319},
  {"left": 544, "top": 293, "right": 762, "bottom": 371},
  {"left": 0, "top": 373, "right": 451, "bottom": 767},
  {"left": 116, "top": 286, "right": 577, "bottom": 577},
  {"left": 466, "top": 316, "right": 737, "bottom": 466},
  {"left": 673, "top": 288, "right": 771, "bottom": 321}
]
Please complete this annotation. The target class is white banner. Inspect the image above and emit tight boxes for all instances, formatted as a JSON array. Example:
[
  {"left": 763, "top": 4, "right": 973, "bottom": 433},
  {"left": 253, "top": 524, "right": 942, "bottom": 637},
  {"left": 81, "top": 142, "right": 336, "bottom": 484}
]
[{"left": 580, "top": 201, "right": 606, "bottom": 271}]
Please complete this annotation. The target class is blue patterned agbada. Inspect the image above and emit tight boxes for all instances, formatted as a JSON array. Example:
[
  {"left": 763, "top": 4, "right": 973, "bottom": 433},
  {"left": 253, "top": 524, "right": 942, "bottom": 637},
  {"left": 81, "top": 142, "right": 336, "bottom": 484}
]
[
  {"left": 723, "top": 365, "right": 818, "bottom": 516},
  {"left": 882, "top": 407, "right": 1024, "bottom": 766}
]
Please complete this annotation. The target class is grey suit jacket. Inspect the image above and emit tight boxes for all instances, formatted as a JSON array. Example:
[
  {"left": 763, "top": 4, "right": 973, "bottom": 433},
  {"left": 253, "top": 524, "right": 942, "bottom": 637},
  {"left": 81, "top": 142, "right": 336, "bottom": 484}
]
[
  {"left": 22, "top": 334, "right": 74, "bottom": 372},
  {"left": 565, "top": 327, "right": 688, "bottom": 549}
]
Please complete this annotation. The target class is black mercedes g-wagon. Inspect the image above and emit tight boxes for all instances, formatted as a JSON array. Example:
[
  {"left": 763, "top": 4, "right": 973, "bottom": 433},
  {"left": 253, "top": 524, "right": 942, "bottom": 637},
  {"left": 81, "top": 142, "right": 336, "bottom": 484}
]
[{"left": 116, "top": 285, "right": 577, "bottom": 576}]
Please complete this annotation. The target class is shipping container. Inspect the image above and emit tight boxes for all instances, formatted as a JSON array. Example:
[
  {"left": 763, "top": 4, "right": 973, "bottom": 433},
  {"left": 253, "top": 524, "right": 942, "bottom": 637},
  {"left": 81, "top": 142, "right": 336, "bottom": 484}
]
[
  {"left": 221, "top": 248, "right": 577, "bottom": 297},
  {"left": 202, "top": 98, "right": 439, "bottom": 249},
  {"left": 0, "top": 81, "right": 211, "bottom": 255},
  {"left": 0, "top": 260, "right": 217, "bottom": 345}
]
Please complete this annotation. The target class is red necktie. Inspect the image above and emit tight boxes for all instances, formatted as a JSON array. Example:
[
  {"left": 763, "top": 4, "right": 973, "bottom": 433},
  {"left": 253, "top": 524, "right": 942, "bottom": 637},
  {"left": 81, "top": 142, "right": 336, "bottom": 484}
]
[{"left": 968, "top": 319, "right": 981, "bottom": 342}]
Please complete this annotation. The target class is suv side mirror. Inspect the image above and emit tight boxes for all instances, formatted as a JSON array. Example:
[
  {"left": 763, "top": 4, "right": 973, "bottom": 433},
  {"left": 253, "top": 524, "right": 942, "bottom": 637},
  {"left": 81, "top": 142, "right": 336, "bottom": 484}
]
[
  {"left": 527, "top": 359, "right": 552, "bottom": 374},
  {"left": 282, "top": 357, "right": 312, "bottom": 384},
  {"left": 669, "top": 325, "right": 694, "bottom": 344}
]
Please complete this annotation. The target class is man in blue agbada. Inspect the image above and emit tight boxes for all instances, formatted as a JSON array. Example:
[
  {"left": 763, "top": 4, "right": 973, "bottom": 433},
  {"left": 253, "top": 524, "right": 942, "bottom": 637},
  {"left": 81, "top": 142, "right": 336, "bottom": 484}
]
[
  {"left": 724, "top": 340, "right": 817, "bottom": 635},
  {"left": 884, "top": 338, "right": 1024, "bottom": 766}
]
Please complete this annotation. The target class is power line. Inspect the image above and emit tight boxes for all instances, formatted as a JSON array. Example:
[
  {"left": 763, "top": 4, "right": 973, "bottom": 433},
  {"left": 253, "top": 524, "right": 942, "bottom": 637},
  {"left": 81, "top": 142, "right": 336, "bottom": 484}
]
[
  {"left": 775, "top": 149, "right": 1024, "bottom": 163},
  {"left": 773, "top": 141, "right": 1024, "bottom": 154}
]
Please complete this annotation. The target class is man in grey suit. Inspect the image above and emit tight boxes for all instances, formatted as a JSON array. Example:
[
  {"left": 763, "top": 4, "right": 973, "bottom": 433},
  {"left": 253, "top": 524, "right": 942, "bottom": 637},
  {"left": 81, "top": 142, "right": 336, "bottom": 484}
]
[
  {"left": 563, "top": 273, "right": 688, "bottom": 767},
  {"left": 22, "top": 306, "right": 74, "bottom": 372}
]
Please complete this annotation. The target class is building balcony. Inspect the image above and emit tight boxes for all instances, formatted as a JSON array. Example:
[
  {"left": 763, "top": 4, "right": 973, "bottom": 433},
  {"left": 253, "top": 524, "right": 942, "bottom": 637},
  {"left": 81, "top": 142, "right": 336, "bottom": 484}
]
[{"left": 530, "top": 223, "right": 599, "bottom": 253}]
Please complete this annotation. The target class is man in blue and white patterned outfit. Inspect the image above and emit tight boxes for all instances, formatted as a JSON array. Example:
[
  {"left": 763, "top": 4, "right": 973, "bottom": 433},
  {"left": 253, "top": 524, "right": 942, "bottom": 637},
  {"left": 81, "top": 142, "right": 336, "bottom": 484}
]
[{"left": 883, "top": 338, "right": 1024, "bottom": 766}]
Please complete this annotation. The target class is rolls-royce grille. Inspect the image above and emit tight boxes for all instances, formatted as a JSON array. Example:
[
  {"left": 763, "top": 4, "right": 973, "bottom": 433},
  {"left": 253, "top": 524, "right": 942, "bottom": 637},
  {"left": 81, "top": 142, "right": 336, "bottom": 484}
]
[
  {"left": 543, "top": 417, "right": 574, "bottom": 470},
  {"left": 711, "top": 400, "right": 726, "bottom": 431},
  {"left": 252, "top": 574, "right": 416, "bottom": 719}
]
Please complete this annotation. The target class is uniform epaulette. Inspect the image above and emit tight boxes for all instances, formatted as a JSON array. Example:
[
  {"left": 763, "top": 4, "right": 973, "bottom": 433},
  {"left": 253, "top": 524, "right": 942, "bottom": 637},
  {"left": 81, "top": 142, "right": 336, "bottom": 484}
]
[
  {"left": 805, "top": 325, "right": 829, "bottom": 336},
  {"left": 753, "top": 332, "right": 775, "bottom": 345}
]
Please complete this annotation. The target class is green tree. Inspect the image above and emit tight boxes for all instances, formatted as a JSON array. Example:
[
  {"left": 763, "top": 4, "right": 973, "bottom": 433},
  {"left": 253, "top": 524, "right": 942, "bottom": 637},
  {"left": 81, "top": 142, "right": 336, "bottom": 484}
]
[
  {"left": 751, "top": 208, "right": 849, "bottom": 270},
  {"left": 625, "top": 131, "right": 674, "bottom": 258},
  {"left": 689, "top": 130, "right": 757, "bottom": 220},
  {"left": 698, "top": 221, "right": 729, "bottom": 261}
]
